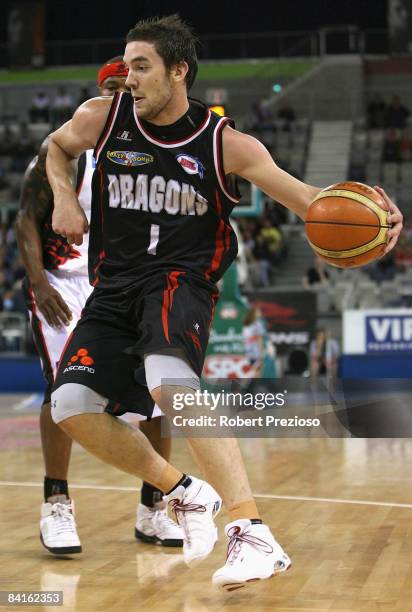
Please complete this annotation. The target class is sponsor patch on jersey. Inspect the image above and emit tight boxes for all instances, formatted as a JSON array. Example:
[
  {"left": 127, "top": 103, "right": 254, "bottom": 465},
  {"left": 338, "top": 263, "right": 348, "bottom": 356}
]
[
  {"left": 107, "top": 151, "right": 154, "bottom": 167},
  {"left": 176, "top": 154, "right": 205, "bottom": 178}
]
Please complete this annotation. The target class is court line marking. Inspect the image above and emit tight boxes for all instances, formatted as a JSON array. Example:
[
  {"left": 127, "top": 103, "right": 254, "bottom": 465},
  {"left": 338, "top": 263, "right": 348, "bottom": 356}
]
[{"left": 1, "top": 480, "right": 411, "bottom": 509}]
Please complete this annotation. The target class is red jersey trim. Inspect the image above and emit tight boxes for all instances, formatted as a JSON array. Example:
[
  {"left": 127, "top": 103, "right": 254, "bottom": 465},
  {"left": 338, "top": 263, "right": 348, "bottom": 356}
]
[
  {"left": 28, "top": 287, "right": 54, "bottom": 379},
  {"left": 56, "top": 331, "right": 75, "bottom": 379},
  {"left": 162, "top": 271, "right": 185, "bottom": 343},
  {"left": 205, "top": 191, "right": 232, "bottom": 281}
]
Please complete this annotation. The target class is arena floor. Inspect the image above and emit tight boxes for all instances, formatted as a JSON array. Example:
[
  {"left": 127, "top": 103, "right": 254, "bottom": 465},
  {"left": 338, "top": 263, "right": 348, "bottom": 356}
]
[{"left": 1, "top": 394, "right": 412, "bottom": 611}]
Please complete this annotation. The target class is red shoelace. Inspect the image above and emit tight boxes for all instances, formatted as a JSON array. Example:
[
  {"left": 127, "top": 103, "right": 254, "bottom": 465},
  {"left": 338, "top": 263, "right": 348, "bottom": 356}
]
[
  {"left": 226, "top": 525, "right": 274, "bottom": 560},
  {"left": 168, "top": 499, "right": 207, "bottom": 519}
]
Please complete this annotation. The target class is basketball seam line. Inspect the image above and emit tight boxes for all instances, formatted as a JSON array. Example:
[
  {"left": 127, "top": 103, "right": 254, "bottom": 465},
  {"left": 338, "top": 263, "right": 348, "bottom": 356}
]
[
  {"left": 308, "top": 231, "right": 387, "bottom": 257},
  {"left": 311, "top": 191, "right": 389, "bottom": 226},
  {"left": 306, "top": 221, "right": 390, "bottom": 228}
]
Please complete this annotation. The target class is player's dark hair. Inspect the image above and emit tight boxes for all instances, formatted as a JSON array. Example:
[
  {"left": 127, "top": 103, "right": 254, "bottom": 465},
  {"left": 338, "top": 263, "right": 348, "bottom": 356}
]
[{"left": 126, "top": 14, "right": 198, "bottom": 90}]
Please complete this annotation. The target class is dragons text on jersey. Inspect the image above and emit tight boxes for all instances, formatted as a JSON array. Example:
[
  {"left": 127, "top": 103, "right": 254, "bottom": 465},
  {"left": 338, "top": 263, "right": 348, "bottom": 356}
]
[
  {"left": 107, "top": 173, "right": 208, "bottom": 216},
  {"left": 91, "top": 93, "right": 240, "bottom": 289}
]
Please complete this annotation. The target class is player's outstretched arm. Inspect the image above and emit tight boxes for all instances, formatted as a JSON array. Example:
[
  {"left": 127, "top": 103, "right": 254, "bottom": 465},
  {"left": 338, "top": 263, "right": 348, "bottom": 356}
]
[
  {"left": 46, "top": 97, "right": 111, "bottom": 245},
  {"left": 222, "top": 126, "right": 320, "bottom": 221},
  {"left": 223, "top": 126, "right": 403, "bottom": 252},
  {"left": 15, "top": 137, "right": 72, "bottom": 328}
]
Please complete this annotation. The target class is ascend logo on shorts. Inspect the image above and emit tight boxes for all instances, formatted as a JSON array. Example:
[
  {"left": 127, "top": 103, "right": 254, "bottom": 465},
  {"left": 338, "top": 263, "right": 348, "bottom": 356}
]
[{"left": 63, "top": 348, "right": 95, "bottom": 374}]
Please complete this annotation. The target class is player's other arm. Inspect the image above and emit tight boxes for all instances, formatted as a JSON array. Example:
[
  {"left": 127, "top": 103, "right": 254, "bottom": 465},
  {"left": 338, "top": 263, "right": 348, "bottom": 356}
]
[
  {"left": 15, "top": 138, "right": 72, "bottom": 327},
  {"left": 223, "top": 126, "right": 403, "bottom": 251},
  {"left": 222, "top": 126, "right": 320, "bottom": 221},
  {"left": 46, "top": 97, "right": 111, "bottom": 245}
]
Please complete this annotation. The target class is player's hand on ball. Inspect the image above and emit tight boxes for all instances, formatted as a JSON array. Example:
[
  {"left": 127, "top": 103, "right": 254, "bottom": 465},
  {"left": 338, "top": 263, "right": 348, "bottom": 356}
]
[
  {"left": 374, "top": 186, "right": 403, "bottom": 254},
  {"left": 52, "top": 197, "right": 89, "bottom": 245}
]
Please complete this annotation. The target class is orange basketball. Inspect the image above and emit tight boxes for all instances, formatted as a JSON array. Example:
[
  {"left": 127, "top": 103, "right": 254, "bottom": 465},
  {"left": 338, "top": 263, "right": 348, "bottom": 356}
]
[{"left": 305, "top": 181, "right": 391, "bottom": 268}]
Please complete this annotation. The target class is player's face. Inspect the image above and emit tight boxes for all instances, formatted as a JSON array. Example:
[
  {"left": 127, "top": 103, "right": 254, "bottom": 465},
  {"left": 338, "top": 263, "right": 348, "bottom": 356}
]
[
  {"left": 123, "top": 41, "right": 175, "bottom": 122},
  {"left": 99, "top": 76, "right": 128, "bottom": 97}
]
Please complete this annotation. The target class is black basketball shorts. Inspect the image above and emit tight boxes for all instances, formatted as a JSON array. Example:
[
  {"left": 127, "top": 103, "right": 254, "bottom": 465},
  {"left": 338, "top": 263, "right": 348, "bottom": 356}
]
[{"left": 52, "top": 272, "right": 218, "bottom": 417}]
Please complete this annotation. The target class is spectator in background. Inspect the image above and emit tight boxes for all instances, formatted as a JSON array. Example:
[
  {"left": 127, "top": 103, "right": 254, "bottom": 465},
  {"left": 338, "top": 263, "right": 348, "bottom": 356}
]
[
  {"left": 251, "top": 99, "right": 274, "bottom": 133},
  {"left": 263, "top": 200, "right": 288, "bottom": 226},
  {"left": 302, "top": 254, "right": 330, "bottom": 288},
  {"left": 0, "top": 170, "right": 10, "bottom": 191},
  {"left": 77, "top": 86, "right": 92, "bottom": 106},
  {"left": 241, "top": 223, "right": 270, "bottom": 287},
  {"left": 400, "top": 134, "right": 412, "bottom": 161},
  {"left": 10, "top": 122, "right": 36, "bottom": 172},
  {"left": 367, "top": 93, "right": 387, "bottom": 129},
  {"left": 0, "top": 126, "right": 17, "bottom": 156},
  {"left": 309, "top": 328, "right": 340, "bottom": 378},
  {"left": 277, "top": 104, "right": 296, "bottom": 131},
  {"left": 394, "top": 218, "right": 412, "bottom": 268},
  {"left": 0, "top": 283, "right": 24, "bottom": 313},
  {"left": 0, "top": 269, "right": 7, "bottom": 298},
  {"left": 383, "top": 129, "right": 401, "bottom": 162},
  {"left": 385, "top": 95, "right": 410, "bottom": 130},
  {"left": 9, "top": 253, "right": 25, "bottom": 283},
  {"left": 259, "top": 218, "right": 285, "bottom": 266},
  {"left": 251, "top": 234, "right": 273, "bottom": 286},
  {"left": 242, "top": 307, "right": 265, "bottom": 369},
  {"left": 242, "top": 227, "right": 256, "bottom": 259},
  {"left": 16, "top": 122, "right": 35, "bottom": 156},
  {"left": 52, "top": 86, "right": 74, "bottom": 126},
  {"left": 29, "top": 90, "right": 50, "bottom": 123},
  {"left": 367, "top": 251, "right": 399, "bottom": 282},
  {"left": 349, "top": 145, "right": 367, "bottom": 183}
]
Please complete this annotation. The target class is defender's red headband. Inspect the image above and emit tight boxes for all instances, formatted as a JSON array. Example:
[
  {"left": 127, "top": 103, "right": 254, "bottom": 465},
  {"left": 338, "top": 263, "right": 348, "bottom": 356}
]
[{"left": 98, "top": 61, "right": 128, "bottom": 87}]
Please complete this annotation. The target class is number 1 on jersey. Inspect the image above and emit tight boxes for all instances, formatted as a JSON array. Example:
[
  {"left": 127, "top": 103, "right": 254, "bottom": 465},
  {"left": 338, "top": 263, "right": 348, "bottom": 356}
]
[{"left": 147, "top": 224, "right": 160, "bottom": 255}]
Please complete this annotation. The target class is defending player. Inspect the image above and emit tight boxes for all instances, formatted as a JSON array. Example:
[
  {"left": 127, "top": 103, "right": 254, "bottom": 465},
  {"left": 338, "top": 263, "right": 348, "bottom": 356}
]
[
  {"left": 15, "top": 57, "right": 183, "bottom": 556},
  {"left": 45, "top": 16, "right": 402, "bottom": 589}
]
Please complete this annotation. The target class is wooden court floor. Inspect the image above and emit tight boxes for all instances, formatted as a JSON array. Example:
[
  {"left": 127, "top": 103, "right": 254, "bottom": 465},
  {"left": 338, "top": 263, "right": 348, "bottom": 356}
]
[{"left": 1, "top": 394, "right": 412, "bottom": 611}]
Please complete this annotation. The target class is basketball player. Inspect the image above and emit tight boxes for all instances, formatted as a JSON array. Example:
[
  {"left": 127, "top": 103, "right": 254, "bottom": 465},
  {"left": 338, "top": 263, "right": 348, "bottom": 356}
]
[
  {"left": 45, "top": 16, "right": 403, "bottom": 589},
  {"left": 15, "top": 57, "right": 183, "bottom": 556}
]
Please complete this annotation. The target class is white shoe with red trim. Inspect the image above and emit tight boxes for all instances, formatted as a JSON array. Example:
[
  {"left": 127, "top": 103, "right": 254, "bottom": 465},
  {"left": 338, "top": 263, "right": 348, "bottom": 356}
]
[
  {"left": 212, "top": 519, "right": 291, "bottom": 591},
  {"left": 163, "top": 476, "right": 222, "bottom": 566}
]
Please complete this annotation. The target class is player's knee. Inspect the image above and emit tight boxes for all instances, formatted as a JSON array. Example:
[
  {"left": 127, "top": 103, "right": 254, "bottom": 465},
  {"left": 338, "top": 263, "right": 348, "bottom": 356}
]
[
  {"left": 149, "top": 384, "right": 197, "bottom": 414},
  {"left": 51, "top": 383, "right": 108, "bottom": 424},
  {"left": 145, "top": 354, "right": 200, "bottom": 411}
]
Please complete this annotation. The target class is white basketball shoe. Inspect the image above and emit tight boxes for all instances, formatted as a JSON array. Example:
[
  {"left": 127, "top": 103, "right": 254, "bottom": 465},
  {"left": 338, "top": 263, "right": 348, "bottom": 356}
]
[
  {"left": 40, "top": 496, "right": 82, "bottom": 555},
  {"left": 163, "top": 476, "right": 222, "bottom": 565},
  {"left": 135, "top": 502, "right": 184, "bottom": 547},
  {"left": 212, "top": 519, "right": 291, "bottom": 591}
]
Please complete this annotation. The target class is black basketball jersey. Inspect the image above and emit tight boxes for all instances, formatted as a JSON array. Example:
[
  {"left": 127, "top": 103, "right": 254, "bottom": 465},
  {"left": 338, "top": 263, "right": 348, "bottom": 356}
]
[{"left": 90, "top": 92, "right": 240, "bottom": 290}]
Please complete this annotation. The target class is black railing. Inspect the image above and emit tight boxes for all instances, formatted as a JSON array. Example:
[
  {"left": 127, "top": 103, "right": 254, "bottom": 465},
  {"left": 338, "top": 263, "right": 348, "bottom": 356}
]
[{"left": 0, "top": 27, "right": 389, "bottom": 70}]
